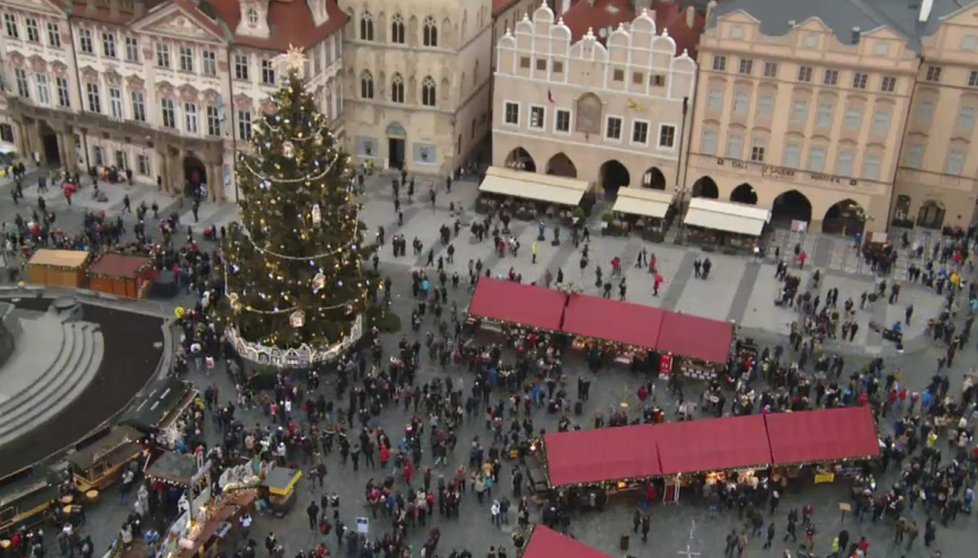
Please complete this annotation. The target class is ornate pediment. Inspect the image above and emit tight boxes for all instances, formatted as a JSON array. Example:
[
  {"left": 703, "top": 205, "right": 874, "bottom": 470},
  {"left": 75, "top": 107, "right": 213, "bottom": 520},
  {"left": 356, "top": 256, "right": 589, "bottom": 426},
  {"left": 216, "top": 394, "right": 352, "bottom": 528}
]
[{"left": 133, "top": 3, "right": 224, "bottom": 43}]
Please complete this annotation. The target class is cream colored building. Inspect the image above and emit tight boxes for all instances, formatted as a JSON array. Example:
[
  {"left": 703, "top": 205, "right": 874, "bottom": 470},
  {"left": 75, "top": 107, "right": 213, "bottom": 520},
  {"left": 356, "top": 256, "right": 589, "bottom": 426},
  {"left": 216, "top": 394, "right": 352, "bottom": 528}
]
[
  {"left": 339, "top": 0, "right": 493, "bottom": 175},
  {"left": 0, "top": 0, "right": 346, "bottom": 202},
  {"left": 893, "top": 1, "right": 978, "bottom": 231},
  {"left": 492, "top": 3, "right": 697, "bottom": 196}
]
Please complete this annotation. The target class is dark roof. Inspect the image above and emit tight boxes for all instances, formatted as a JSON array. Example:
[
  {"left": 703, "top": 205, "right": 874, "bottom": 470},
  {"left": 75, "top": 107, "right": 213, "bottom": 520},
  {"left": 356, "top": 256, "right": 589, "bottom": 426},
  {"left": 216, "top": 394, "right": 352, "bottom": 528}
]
[
  {"left": 88, "top": 253, "right": 153, "bottom": 279},
  {"left": 711, "top": 0, "right": 975, "bottom": 51},
  {"left": 209, "top": 0, "right": 348, "bottom": 51},
  {"left": 122, "top": 378, "right": 196, "bottom": 432},
  {"left": 146, "top": 451, "right": 198, "bottom": 484},
  {"left": 67, "top": 426, "right": 143, "bottom": 470}
]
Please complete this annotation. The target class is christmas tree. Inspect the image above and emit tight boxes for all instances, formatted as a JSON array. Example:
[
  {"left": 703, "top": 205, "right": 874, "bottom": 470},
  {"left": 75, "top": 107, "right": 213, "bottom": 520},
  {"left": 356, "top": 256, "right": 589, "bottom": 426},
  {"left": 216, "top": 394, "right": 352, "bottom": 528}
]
[{"left": 221, "top": 47, "right": 367, "bottom": 355}]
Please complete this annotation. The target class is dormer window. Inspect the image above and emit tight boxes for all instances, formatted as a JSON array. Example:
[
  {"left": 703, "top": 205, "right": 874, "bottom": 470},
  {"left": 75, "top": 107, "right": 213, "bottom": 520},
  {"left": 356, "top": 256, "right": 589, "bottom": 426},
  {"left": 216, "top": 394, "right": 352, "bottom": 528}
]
[{"left": 247, "top": 8, "right": 259, "bottom": 28}]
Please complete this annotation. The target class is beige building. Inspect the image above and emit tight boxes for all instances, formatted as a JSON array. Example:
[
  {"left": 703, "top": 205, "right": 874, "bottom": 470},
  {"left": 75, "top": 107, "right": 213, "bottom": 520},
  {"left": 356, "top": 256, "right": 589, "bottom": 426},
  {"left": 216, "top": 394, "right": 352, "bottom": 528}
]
[
  {"left": 894, "top": 1, "right": 978, "bottom": 231},
  {"left": 339, "top": 0, "right": 493, "bottom": 175},
  {"left": 492, "top": 2, "right": 699, "bottom": 196},
  {"left": 0, "top": 0, "right": 346, "bottom": 201}
]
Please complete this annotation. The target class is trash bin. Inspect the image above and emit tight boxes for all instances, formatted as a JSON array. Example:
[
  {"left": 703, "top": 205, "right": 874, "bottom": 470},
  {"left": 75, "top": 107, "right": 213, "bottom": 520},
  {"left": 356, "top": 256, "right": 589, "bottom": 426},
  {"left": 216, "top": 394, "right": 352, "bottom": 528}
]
[{"left": 620, "top": 535, "right": 629, "bottom": 551}]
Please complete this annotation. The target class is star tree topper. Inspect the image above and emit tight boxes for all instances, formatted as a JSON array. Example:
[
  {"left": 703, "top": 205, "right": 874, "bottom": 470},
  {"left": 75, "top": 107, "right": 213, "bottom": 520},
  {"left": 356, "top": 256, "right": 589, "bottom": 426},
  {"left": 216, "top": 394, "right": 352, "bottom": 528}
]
[{"left": 275, "top": 44, "right": 308, "bottom": 78}]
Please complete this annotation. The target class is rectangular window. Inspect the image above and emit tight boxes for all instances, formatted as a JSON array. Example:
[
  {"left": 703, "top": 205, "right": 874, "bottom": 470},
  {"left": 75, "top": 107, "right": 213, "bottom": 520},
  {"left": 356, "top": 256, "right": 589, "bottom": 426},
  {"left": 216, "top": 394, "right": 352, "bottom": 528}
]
[
  {"left": 237, "top": 110, "right": 252, "bottom": 140},
  {"left": 790, "top": 99, "right": 808, "bottom": 124},
  {"left": 125, "top": 37, "right": 139, "bottom": 62},
  {"left": 14, "top": 69, "right": 29, "bottom": 98},
  {"left": 632, "top": 71, "right": 644, "bottom": 85},
  {"left": 945, "top": 150, "right": 965, "bottom": 175},
  {"left": 862, "top": 153, "right": 881, "bottom": 180},
  {"left": 970, "top": 70, "right": 978, "bottom": 88},
  {"left": 552, "top": 60, "right": 563, "bottom": 73},
  {"left": 184, "top": 103, "right": 198, "bottom": 134},
  {"left": 844, "top": 106, "right": 863, "bottom": 130},
  {"left": 102, "top": 32, "right": 116, "bottom": 58},
  {"left": 34, "top": 74, "right": 49, "bottom": 105},
  {"left": 925, "top": 65, "right": 942, "bottom": 83},
  {"left": 109, "top": 87, "right": 123, "bottom": 119},
  {"left": 555, "top": 109, "right": 570, "bottom": 133},
  {"left": 529, "top": 106, "right": 545, "bottom": 129},
  {"left": 733, "top": 91, "right": 750, "bottom": 115},
  {"left": 4, "top": 14, "right": 18, "bottom": 39},
  {"left": 47, "top": 22, "right": 60, "bottom": 47},
  {"left": 712, "top": 55, "right": 726, "bottom": 71},
  {"left": 161, "top": 98, "right": 175, "bottom": 128},
  {"left": 815, "top": 103, "right": 834, "bottom": 129},
  {"left": 519, "top": 56, "right": 530, "bottom": 69},
  {"left": 763, "top": 61, "right": 778, "bottom": 78},
  {"left": 86, "top": 82, "right": 101, "bottom": 113},
  {"left": 750, "top": 138, "right": 766, "bottom": 162},
  {"left": 79, "top": 29, "right": 93, "bottom": 54},
  {"left": 93, "top": 146, "right": 103, "bottom": 167},
  {"left": 261, "top": 59, "right": 276, "bottom": 85},
  {"left": 234, "top": 54, "right": 249, "bottom": 80},
  {"left": 659, "top": 125, "right": 676, "bottom": 148},
  {"left": 131, "top": 91, "right": 145, "bottom": 122},
  {"left": 738, "top": 58, "right": 753, "bottom": 75},
  {"left": 156, "top": 42, "right": 170, "bottom": 68},
  {"left": 808, "top": 146, "right": 826, "bottom": 172},
  {"left": 881, "top": 76, "right": 896, "bottom": 92},
  {"left": 872, "top": 110, "right": 891, "bottom": 135},
  {"left": 207, "top": 106, "right": 221, "bottom": 136},
  {"left": 956, "top": 106, "right": 977, "bottom": 130},
  {"left": 137, "top": 154, "right": 151, "bottom": 176},
  {"left": 179, "top": 47, "right": 193, "bottom": 72},
  {"left": 632, "top": 121, "right": 649, "bottom": 144},
  {"left": 535, "top": 58, "right": 547, "bottom": 71},
  {"left": 504, "top": 102, "right": 519, "bottom": 125},
  {"left": 916, "top": 100, "right": 934, "bottom": 126},
  {"left": 706, "top": 88, "right": 723, "bottom": 112},
  {"left": 651, "top": 74, "right": 666, "bottom": 87},
  {"left": 797, "top": 65, "right": 812, "bottom": 82},
  {"left": 783, "top": 144, "right": 801, "bottom": 168},
  {"left": 851, "top": 72, "right": 868, "bottom": 89},
  {"left": 202, "top": 51, "right": 217, "bottom": 76},
  {"left": 835, "top": 150, "right": 854, "bottom": 177},
  {"left": 823, "top": 69, "right": 838, "bottom": 85},
  {"left": 726, "top": 133, "right": 743, "bottom": 159},
  {"left": 56, "top": 76, "right": 70, "bottom": 107},
  {"left": 756, "top": 95, "right": 774, "bottom": 118},
  {"left": 701, "top": 130, "right": 718, "bottom": 155},
  {"left": 606, "top": 116, "right": 622, "bottom": 140},
  {"left": 612, "top": 68, "right": 624, "bottom": 82},
  {"left": 905, "top": 145, "right": 924, "bottom": 168},
  {"left": 25, "top": 17, "right": 38, "bottom": 43}
]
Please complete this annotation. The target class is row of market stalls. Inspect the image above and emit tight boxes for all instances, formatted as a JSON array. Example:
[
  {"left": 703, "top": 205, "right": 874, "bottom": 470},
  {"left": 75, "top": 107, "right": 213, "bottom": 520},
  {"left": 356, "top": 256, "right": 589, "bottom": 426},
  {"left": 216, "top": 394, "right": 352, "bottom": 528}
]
[
  {"left": 541, "top": 406, "right": 880, "bottom": 494},
  {"left": 25, "top": 249, "right": 157, "bottom": 298},
  {"left": 477, "top": 166, "right": 773, "bottom": 250},
  {"left": 522, "top": 525, "right": 610, "bottom": 558},
  {"left": 467, "top": 278, "right": 734, "bottom": 380}
]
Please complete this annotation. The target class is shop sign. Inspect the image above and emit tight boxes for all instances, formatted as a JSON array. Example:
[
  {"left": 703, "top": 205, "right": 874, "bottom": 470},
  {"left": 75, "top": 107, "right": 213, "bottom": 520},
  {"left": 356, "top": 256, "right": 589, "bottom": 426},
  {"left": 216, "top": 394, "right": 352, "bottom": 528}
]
[
  {"left": 814, "top": 471, "right": 835, "bottom": 484},
  {"left": 714, "top": 158, "right": 859, "bottom": 187},
  {"left": 659, "top": 353, "right": 673, "bottom": 377}
]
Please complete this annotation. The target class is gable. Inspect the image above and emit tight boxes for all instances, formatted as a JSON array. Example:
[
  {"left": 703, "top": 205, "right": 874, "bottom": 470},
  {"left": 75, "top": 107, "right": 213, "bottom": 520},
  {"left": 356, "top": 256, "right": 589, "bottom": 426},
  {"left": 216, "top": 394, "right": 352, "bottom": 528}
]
[
  {"left": 132, "top": 2, "right": 225, "bottom": 44},
  {"left": 938, "top": 2, "right": 978, "bottom": 27},
  {"left": 4, "top": 0, "right": 67, "bottom": 17},
  {"left": 716, "top": 9, "right": 760, "bottom": 26}
]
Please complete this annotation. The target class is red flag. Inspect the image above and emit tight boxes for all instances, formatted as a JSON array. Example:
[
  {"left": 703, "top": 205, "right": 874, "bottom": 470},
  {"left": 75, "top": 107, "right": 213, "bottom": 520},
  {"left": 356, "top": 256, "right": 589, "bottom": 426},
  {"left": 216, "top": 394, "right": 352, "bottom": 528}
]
[{"left": 547, "top": 89, "right": 554, "bottom": 103}]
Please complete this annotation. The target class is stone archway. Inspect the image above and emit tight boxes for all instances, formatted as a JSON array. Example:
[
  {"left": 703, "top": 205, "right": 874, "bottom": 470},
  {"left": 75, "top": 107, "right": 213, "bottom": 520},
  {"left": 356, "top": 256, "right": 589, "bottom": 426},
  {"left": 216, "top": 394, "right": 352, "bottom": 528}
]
[
  {"left": 183, "top": 152, "right": 206, "bottom": 196},
  {"left": 504, "top": 147, "right": 536, "bottom": 172},
  {"left": 641, "top": 167, "right": 667, "bottom": 190},
  {"left": 599, "top": 160, "right": 630, "bottom": 198},
  {"left": 730, "top": 183, "right": 758, "bottom": 205},
  {"left": 691, "top": 176, "right": 719, "bottom": 198},
  {"left": 545, "top": 152, "right": 577, "bottom": 178},
  {"left": 822, "top": 198, "right": 866, "bottom": 235},
  {"left": 771, "top": 190, "right": 812, "bottom": 226},
  {"left": 917, "top": 200, "right": 946, "bottom": 230}
]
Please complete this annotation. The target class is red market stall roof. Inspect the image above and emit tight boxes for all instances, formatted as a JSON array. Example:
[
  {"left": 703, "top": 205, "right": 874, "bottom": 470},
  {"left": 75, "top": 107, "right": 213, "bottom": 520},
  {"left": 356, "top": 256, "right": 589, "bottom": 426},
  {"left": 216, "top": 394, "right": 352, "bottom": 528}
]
[
  {"left": 523, "top": 526, "right": 611, "bottom": 558},
  {"left": 562, "top": 294, "right": 664, "bottom": 349},
  {"left": 765, "top": 407, "right": 880, "bottom": 465},
  {"left": 468, "top": 278, "right": 567, "bottom": 331},
  {"left": 655, "top": 415, "right": 772, "bottom": 475},
  {"left": 88, "top": 253, "right": 153, "bottom": 278},
  {"left": 544, "top": 424, "right": 660, "bottom": 487},
  {"left": 656, "top": 312, "right": 734, "bottom": 364}
]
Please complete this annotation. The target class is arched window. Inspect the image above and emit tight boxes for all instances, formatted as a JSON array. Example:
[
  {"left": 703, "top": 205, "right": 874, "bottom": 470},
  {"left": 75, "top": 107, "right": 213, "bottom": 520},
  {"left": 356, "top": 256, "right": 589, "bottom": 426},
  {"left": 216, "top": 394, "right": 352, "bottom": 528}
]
[
  {"left": 423, "top": 16, "right": 438, "bottom": 47},
  {"left": 360, "top": 11, "right": 374, "bottom": 41},
  {"left": 246, "top": 8, "right": 259, "bottom": 27},
  {"left": 360, "top": 71, "right": 374, "bottom": 99},
  {"left": 391, "top": 73, "right": 404, "bottom": 103},
  {"left": 391, "top": 13, "right": 405, "bottom": 44},
  {"left": 421, "top": 76, "right": 436, "bottom": 107}
]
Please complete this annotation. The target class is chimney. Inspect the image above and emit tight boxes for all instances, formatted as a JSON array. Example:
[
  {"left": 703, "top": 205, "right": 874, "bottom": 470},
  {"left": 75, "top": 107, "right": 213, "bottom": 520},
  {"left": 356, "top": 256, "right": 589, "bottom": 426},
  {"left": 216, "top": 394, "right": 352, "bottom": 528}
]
[
  {"left": 788, "top": 19, "right": 796, "bottom": 28},
  {"left": 133, "top": 1, "right": 146, "bottom": 19},
  {"left": 706, "top": 0, "right": 717, "bottom": 22},
  {"left": 918, "top": 0, "right": 934, "bottom": 23},
  {"left": 685, "top": 6, "right": 695, "bottom": 28},
  {"left": 109, "top": 0, "right": 120, "bottom": 18},
  {"left": 851, "top": 26, "right": 861, "bottom": 44}
]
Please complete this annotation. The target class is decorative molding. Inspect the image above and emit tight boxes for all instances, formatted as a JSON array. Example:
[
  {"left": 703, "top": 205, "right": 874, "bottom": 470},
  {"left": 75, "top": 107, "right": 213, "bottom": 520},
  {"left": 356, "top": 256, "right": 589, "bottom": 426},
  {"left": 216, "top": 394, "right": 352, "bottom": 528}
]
[{"left": 224, "top": 314, "right": 364, "bottom": 368}]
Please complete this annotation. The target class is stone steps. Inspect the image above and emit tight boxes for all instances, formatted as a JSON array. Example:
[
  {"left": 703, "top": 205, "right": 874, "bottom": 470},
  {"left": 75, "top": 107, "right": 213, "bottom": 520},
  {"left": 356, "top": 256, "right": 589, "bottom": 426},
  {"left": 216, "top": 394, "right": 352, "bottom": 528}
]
[{"left": 0, "top": 322, "right": 105, "bottom": 446}]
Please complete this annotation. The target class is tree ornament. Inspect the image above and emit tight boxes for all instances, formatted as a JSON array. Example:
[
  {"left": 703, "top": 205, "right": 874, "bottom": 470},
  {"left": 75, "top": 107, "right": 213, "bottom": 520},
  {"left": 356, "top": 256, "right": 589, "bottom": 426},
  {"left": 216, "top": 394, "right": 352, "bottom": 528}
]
[
  {"left": 314, "top": 134, "right": 324, "bottom": 146},
  {"left": 282, "top": 141, "right": 295, "bottom": 158},
  {"left": 289, "top": 309, "right": 306, "bottom": 328},
  {"left": 312, "top": 272, "right": 326, "bottom": 291},
  {"left": 311, "top": 203, "right": 322, "bottom": 225},
  {"left": 228, "top": 293, "right": 242, "bottom": 312}
]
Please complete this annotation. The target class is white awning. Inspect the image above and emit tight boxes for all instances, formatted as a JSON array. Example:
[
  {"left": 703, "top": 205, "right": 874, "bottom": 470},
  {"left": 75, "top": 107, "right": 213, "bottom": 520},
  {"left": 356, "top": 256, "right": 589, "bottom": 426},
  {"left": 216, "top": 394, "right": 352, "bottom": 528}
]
[
  {"left": 684, "top": 198, "right": 771, "bottom": 236},
  {"left": 612, "top": 188, "right": 673, "bottom": 219},
  {"left": 478, "top": 166, "right": 589, "bottom": 206}
]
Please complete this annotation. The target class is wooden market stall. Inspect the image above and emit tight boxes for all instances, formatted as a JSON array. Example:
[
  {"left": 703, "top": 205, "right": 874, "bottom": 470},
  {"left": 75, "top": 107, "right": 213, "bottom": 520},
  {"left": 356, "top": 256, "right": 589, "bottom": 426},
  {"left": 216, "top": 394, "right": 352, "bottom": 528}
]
[
  {"left": 683, "top": 198, "right": 771, "bottom": 253},
  {"left": 87, "top": 254, "right": 156, "bottom": 298},
  {"left": 173, "top": 490, "right": 256, "bottom": 558},
  {"left": 26, "top": 249, "right": 90, "bottom": 288},
  {"left": 259, "top": 467, "right": 302, "bottom": 516},
  {"left": 67, "top": 426, "right": 145, "bottom": 493}
]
